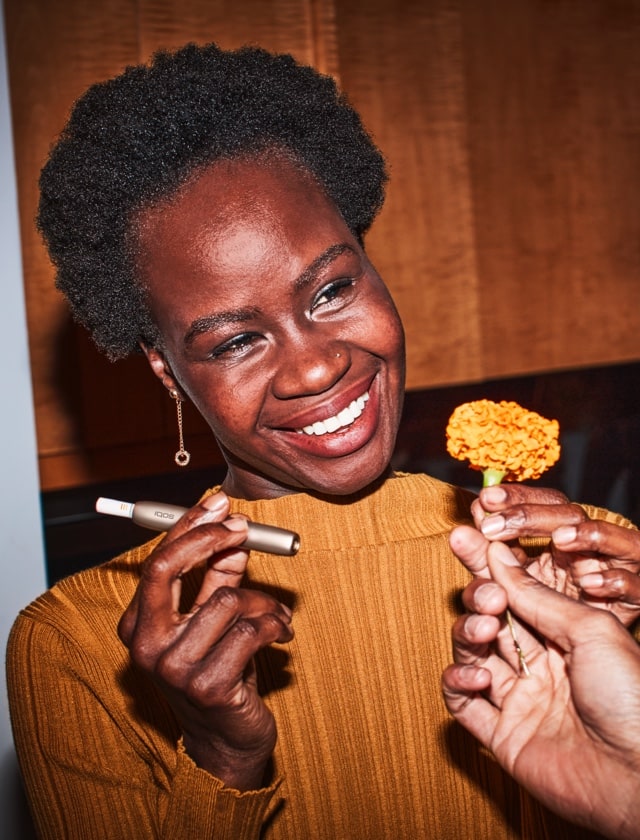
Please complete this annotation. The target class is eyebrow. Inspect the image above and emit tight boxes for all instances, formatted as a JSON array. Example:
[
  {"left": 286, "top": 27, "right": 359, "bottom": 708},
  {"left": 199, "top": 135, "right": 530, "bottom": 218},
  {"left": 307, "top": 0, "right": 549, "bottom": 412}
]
[
  {"left": 293, "top": 243, "right": 356, "bottom": 291},
  {"left": 183, "top": 242, "right": 357, "bottom": 347},
  {"left": 184, "top": 308, "right": 261, "bottom": 347}
]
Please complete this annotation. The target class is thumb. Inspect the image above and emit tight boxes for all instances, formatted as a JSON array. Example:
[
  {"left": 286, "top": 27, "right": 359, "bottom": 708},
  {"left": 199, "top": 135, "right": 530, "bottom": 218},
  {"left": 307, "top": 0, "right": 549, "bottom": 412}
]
[{"left": 450, "top": 525, "right": 492, "bottom": 578}]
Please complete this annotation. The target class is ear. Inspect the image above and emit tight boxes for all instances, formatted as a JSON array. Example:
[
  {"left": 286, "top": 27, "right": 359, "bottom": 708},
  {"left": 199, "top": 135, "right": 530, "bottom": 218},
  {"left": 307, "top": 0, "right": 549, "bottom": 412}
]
[{"left": 139, "top": 342, "right": 186, "bottom": 399}]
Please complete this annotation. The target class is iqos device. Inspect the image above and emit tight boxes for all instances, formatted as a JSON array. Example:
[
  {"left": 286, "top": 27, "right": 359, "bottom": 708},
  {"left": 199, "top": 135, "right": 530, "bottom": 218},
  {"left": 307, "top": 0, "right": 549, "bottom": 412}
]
[{"left": 95, "top": 497, "right": 300, "bottom": 556}]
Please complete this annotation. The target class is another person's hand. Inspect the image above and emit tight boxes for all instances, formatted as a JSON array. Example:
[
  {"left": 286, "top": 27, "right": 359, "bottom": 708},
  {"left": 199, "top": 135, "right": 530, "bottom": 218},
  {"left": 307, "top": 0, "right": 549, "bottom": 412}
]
[
  {"left": 118, "top": 491, "right": 294, "bottom": 791},
  {"left": 442, "top": 540, "right": 640, "bottom": 840},
  {"left": 464, "top": 483, "right": 640, "bottom": 624}
]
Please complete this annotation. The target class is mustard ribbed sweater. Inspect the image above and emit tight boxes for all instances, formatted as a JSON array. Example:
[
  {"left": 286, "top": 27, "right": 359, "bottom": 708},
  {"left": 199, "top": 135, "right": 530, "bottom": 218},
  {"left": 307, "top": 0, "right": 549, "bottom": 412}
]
[{"left": 7, "top": 474, "right": 611, "bottom": 839}]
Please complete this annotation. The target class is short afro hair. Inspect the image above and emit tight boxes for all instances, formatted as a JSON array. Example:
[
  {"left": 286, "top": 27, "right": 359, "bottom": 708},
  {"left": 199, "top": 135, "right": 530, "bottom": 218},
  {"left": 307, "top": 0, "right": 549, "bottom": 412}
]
[{"left": 37, "top": 42, "right": 388, "bottom": 359}]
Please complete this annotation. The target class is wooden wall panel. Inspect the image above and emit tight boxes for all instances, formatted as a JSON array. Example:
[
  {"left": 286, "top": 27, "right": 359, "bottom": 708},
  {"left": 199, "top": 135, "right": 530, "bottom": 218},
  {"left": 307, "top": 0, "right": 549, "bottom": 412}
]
[
  {"left": 5, "top": 0, "right": 142, "bottom": 489},
  {"left": 462, "top": 0, "right": 640, "bottom": 377},
  {"left": 134, "top": 0, "right": 321, "bottom": 67},
  {"left": 334, "top": 0, "right": 640, "bottom": 387}
]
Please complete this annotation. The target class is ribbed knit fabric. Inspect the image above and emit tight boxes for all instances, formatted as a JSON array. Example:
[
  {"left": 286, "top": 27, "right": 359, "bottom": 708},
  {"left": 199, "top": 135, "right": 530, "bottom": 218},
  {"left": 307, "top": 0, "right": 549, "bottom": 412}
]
[{"left": 7, "top": 473, "right": 616, "bottom": 839}]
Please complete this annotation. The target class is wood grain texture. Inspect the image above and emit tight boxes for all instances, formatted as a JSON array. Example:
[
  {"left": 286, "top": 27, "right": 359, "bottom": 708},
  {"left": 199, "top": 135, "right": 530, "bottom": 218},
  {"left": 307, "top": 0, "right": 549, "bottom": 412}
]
[
  {"left": 462, "top": 0, "right": 640, "bottom": 377},
  {"left": 334, "top": 0, "right": 640, "bottom": 387},
  {"left": 5, "top": 0, "right": 142, "bottom": 487}
]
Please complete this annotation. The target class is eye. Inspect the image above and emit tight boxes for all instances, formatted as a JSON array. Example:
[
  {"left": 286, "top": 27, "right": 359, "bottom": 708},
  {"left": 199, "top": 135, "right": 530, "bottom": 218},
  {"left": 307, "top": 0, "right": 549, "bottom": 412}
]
[
  {"left": 208, "top": 332, "right": 261, "bottom": 360},
  {"left": 311, "top": 278, "right": 355, "bottom": 312}
]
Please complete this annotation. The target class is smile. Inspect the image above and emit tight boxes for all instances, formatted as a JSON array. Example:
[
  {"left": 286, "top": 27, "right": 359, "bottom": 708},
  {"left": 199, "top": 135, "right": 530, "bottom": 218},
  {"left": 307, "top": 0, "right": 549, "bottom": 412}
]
[{"left": 297, "top": 391, "right": 370, "bottom": 436}]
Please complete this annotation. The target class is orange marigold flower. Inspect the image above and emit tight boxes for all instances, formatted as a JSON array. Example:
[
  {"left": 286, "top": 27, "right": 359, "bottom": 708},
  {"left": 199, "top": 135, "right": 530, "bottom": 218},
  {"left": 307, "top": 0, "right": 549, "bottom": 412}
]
[{"left": 446, "top": 399, "right": 560, "bottom": 482}]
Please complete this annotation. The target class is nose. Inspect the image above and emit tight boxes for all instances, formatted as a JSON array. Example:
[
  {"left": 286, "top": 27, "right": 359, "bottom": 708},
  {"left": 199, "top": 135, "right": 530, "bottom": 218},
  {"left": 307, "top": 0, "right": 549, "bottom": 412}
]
[{"left": 271, "top": 336, "right": 350, "bottom": 399}]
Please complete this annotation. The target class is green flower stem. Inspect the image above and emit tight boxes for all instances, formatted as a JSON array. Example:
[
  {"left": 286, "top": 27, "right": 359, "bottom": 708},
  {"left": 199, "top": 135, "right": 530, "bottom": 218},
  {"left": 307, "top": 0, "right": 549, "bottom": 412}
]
[
  {"left": 482, "top": 469, "right": 507, "bottom": 488},
  {"left": 482, "top": 468, "right": 531, "bottom": 678}
]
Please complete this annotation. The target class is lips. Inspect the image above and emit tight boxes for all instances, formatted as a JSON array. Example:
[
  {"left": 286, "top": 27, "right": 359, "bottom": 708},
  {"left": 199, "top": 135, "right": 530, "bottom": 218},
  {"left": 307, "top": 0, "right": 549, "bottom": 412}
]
[
  {"left": 297, "top": 391, "right": 369, "bottom": 436},
  {"left": 277, "top": 373, "right": 376, "bottom": 432},
  {"left": 271, "top": 375, "right": 381, "bottom": 462}
]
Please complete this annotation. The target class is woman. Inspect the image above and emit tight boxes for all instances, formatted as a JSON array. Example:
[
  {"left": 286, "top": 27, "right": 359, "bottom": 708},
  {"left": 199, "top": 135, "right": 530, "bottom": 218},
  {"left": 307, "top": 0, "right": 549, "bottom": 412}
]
[
  {"left": 7, "top": 42, "right": 638, "bottom": 839},
  {"left": 443, "top": 521, "right": 640, "bottom": 840}
]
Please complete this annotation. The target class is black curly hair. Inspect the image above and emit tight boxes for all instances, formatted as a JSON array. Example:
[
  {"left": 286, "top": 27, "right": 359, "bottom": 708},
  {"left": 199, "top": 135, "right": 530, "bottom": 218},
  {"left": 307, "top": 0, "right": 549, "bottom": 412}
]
[{"left": 37, "top": 42, "right": 388, "bottom": 360}]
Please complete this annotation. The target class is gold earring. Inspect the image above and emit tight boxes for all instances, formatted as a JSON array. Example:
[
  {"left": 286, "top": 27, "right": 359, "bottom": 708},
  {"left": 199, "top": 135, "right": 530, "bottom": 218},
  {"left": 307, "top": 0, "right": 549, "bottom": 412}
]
[{"left": 169, "top": 389, "right": 191, "bottom": 467}]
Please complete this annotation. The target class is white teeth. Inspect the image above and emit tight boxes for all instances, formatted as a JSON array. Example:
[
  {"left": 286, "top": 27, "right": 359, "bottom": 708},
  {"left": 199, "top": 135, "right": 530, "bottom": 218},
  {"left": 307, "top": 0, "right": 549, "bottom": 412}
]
[
  {"left": 337, "top": 407, "right": 353, "bottom": 425},
  {"left": 300, "top": 391, "right": 369, "bottom": 436},
  {"left": 324, "top": 415, "right": 341, "bottom": 433}
]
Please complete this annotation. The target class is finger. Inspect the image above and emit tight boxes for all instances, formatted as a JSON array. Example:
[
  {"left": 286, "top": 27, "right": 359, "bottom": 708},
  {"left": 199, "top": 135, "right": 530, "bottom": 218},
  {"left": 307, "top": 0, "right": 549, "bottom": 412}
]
[
  {"left": 160, "top": 491, "right": 232, "bottom": 546},
  {"left": 479, "top": 483, "right": 568, "bottom": 511},
  {"left": 182, "top": 586, "right": 293, "bottom": 658},
  {"left": 459, "top": 576, "right": 542, "bottom": 681},
  {"left": 193, "top": 548, "right": 250, "bottom": 610},
  {"left": 118, "top": 493, "right": 235, "bottom": 641},
  {"left": 192, "top": 518, "right": 253, "bottom": 609},
  {"left": 158, "top": 587, "right": 293, "bottom": 680},
  {"left": 449, "top": 525, "right": 492, "bottom": 578},
  {"left": 461, "top": 578, "right": 509, "bottom": 616},
  {"left": 451, "top": 611, "right": 526, "bottom": 697},
  {"left": 486, "top": 541, "right": 626, "bottom": 652},
  {"left": 478, "top": 502, "right": 586, "bottom": 541},
  {"left": 553, "top": 520, "right": 640, "bottom": 565},
  {"left": 442, "top": 662, "right": 492, "bottom": 696},
  {"left": 119, "top": 521, "right": 250, "bottom": 645},
  {"left": 160, "top": 611, "right": 294, "bottom": 703},
  {"left": 472, "top": 484, "right": 567, "bottom": 524},
  {"left": 441, "top": 665, "right": 500, "bottom": 746},
  {"left": 452, "top": 605, "right": 537, "bottom": 708},
  {"left": 578, "top": 568, "right": 640, "bottom": 606},
  {"left": 451, "top": 612, "right": 501, "bottom": 665}
]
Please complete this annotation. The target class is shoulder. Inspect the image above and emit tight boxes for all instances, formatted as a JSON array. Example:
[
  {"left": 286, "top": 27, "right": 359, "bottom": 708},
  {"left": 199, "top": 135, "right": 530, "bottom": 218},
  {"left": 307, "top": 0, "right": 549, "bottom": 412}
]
[
  {"left": 580, "top": 502, "right": 638, "bottom": 531},
  {"left": 8, "top": 534, "right": 163, "bottom": 656}
]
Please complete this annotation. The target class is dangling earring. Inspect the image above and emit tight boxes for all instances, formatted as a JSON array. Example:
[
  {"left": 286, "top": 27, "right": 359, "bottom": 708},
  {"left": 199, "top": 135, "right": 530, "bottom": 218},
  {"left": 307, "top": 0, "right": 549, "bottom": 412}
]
[{"left": 170, "top": 389, "right": 191, "bottom": 467}]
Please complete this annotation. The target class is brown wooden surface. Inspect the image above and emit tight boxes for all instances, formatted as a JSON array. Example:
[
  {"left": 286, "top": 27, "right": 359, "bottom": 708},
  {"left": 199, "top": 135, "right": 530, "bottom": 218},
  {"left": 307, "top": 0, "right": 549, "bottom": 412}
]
[{"left": 5, "top": 0, "right": 640, "bottom": 489}]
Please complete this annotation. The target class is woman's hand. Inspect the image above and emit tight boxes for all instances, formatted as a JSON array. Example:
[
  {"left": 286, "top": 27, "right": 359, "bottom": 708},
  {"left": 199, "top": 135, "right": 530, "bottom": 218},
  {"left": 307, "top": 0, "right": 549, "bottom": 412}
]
[
  {"left": 442, "top": 541, "right": 640, "bottom": 840},
  {"left": 464, "top": 483, "right": 640, "bottom": 625},
  {"left": 118, "top": 491, "right": 294, "bottom": 791}
]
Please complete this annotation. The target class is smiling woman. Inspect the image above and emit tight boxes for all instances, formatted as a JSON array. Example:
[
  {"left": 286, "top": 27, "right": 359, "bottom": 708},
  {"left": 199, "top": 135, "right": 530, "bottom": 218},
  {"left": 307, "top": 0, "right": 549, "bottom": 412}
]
[
  {"left": 6, "top": 41, "right": 639, "bottom": 840},
  {"left": 135, "top": 152, "right": 405, "bottom": 499}
]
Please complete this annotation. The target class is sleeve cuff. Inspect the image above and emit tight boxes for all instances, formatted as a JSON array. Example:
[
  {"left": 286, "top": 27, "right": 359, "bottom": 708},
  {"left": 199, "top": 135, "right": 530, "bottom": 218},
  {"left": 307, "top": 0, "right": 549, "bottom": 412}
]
[{"left": 160, "top": 740, "right": 282, "bottom": 839}]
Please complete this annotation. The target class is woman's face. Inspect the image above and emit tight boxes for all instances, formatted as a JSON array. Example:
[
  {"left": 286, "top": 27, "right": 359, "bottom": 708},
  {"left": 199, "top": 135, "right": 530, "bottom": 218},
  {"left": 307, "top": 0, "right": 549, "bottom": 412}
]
[{"left": 135, "top": 154, "right": 405, "bottom": 499}]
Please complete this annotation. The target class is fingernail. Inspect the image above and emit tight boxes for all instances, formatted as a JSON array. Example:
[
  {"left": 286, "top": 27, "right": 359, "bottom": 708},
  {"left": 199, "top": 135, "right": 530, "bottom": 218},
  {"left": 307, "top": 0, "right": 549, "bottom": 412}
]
[
  {"left": 490, "top": 541, "right": 520, "bottom": 566},
  {"left": 482, "top": 486, "right": 507, "bottom": 503},
  {"left": 223, "top": 517, "right": 249, "bottom": 533},
  {"left": 201, "top": 491, "right": 229, "bottom": 514},
  {"left": 480, "top": 515, "right": 505, "bottom": 537},
  {"left": 472, "top": 582, "right": 498, "bottom": 610},
  {"left": 553, "top": 525, "right": 576, "bottom": 546},
  {"left": 579, "top": 572, "right": 604, "bottom": 589},
  {"left": 463, "top": 613, "right": 485, "bottom": 635}
]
